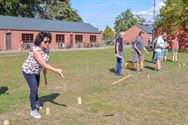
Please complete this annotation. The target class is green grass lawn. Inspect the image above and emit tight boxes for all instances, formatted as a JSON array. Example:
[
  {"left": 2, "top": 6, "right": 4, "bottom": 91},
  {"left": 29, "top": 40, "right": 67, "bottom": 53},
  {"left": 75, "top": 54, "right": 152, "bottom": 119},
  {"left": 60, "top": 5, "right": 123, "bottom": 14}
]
[{"left": 0, "top": 48, "right": 188, "bottom": 125}]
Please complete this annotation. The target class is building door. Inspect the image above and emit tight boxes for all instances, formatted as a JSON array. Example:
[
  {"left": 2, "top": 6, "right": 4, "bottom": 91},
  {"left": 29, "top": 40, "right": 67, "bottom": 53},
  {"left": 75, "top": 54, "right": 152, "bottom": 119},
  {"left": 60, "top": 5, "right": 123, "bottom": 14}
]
[
  {"left": 70, "top": 34, "right": 73, "bottom": 47},
  {"left": 6, "top": 33, "right": 12, "bottom": 50}
]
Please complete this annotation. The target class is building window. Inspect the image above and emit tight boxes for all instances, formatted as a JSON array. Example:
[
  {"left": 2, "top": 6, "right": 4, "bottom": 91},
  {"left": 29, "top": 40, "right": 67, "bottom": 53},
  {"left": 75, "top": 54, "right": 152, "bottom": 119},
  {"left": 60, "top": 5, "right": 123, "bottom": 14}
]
[
  {"left": 56, "top": 34, "right": 64, "bottom": 43},
  {"left": 22, "top": 34, "right": 34, "bottom": 43},
  {"left": 90, "top": 35, "right": 96, "bottom": 42},
  {"left": 75, "top": 35, "right": 83, "bottom": 43}
]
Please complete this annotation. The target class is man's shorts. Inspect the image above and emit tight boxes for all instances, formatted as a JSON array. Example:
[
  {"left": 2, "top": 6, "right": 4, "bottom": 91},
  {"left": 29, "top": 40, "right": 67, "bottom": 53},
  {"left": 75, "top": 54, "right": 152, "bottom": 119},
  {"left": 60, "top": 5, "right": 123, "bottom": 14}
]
[
  {"left": 172, "top": 48, "right": 178, "bottom": 52},
  {"left": 155, "top": 52, "right": 163, "bottom": 61},
  {"left": 163, "top": 49, "right": 168, "bottom": 56}
]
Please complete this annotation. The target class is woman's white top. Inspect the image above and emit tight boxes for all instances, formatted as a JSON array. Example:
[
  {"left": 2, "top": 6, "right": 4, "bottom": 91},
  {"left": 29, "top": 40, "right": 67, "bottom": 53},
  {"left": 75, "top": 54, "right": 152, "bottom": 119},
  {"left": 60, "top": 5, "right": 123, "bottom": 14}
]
[{"left": 22, "top": 46, "right": 49, "bottom": 74}]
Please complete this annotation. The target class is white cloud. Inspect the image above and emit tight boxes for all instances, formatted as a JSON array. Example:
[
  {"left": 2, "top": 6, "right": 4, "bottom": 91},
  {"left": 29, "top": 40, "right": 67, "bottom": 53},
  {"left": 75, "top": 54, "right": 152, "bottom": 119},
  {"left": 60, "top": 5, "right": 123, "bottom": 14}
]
[
  {"left": 155, "top": 0, "right": 165, "bottom": 12},
  {"left": 133, "top": 0, "right": 165, "bottom": 22},
  {"left": 83, "top": 0, "right": 124, "bottom": 8}
]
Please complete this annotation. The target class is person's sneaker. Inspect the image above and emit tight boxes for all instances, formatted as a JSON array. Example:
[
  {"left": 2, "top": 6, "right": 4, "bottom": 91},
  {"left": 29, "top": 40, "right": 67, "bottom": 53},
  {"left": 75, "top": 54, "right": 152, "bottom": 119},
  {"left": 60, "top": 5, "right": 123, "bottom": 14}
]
[
  {"left": 36, "top": 101, "right": 42, "bottom": 110},
  {"left": 30, "top": 109, "right": 41, "bottom": 119},
  {"left": 139, "top": 69, "right": 144, "bottom": 72},
  {"left": 136, "top": 69, "right": 143, "bottom": 73},
  {"left": 116, "top": 73, "right": 123, "bottom": 77},
  {"left": 137, "top": 69, "right": 140, "bottom": 73},
  {"left": 157, "top": 67, "right": 165, "bottom": 72},
  {"left": 160, "top": 67, "right": 165, "bottom": 71}
]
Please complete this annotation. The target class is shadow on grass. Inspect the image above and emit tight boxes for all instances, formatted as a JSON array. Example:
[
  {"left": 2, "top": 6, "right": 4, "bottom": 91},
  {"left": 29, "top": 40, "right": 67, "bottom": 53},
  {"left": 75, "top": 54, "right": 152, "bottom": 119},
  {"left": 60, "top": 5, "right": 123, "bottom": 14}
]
[
  {"left": 144, "top": 60, "right": 153, "bottom": 63},
  {"left": 0, "top": 86, "right": 8, "bottom": 94},
  {"left": 39, "top": 93, "right": 67, "bottom": 107},
  {"left": 167, "top": 59, "right": 173, "bottom": 62},
  {"left": 109, "top": 68, "right": 116, "bottom": 74},
  {"left": 127, "top": 68, "right": 137, "bottom": 72},
  {"left": 144, "top": 66, "right": 155, "bottom": 71}
]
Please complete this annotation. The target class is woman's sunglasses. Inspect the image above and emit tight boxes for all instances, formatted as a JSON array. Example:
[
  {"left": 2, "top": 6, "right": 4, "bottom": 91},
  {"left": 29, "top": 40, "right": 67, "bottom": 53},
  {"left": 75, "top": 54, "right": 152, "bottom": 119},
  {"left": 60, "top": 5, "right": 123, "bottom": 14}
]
[{"left": 44, "top": 40, "right": 50, "bottom": 44}]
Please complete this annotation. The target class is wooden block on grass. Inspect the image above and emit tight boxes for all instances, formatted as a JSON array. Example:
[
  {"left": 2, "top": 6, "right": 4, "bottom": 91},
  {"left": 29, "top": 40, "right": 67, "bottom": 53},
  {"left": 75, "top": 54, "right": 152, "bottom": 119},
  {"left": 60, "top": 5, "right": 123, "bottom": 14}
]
[
  {"left": 46, "top": 107, "right": 51, "bottom": 115},
  {"left": 112, "top": 74, "right": 132, "bottom": 85},
  {"left": 147, "top": 74, "right": 150, "bottom": 79},
  {"left": 4, "top": 120, "right": 9, "bottom": 125},
  {"left": 183, "top": 63, "right": 185, "bottom": 67},
  {"left": 78, "top": 97, "right": 82, "bottom": 105}
]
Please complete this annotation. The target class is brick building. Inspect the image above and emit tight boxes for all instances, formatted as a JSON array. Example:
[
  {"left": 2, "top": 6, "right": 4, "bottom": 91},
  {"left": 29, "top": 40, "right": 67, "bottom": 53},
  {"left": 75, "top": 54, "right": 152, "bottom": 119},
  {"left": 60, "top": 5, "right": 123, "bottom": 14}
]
[
  {"left": 124, "top": 24, "right": 155, "bottom": 46},
  {"left": 0, "top": 15, "right": 102, "bottom": 51}
]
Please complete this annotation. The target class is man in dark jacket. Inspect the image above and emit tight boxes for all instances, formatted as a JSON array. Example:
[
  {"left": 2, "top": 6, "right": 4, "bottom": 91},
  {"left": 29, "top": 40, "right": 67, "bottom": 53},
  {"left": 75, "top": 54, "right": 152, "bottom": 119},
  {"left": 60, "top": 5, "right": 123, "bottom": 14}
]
[{"left": 115, "top": 32, "right": 126, "bottom": 76}]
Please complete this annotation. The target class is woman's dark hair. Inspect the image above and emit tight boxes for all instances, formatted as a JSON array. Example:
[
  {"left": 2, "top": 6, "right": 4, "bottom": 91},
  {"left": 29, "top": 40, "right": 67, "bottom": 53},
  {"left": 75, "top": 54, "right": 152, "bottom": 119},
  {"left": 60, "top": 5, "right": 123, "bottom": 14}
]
[
  {"left": 139, "top": 31, "right": 144, "bottom": 36},
  {"left": 34, "top": 31, "right": 52, "bottom": 46}
]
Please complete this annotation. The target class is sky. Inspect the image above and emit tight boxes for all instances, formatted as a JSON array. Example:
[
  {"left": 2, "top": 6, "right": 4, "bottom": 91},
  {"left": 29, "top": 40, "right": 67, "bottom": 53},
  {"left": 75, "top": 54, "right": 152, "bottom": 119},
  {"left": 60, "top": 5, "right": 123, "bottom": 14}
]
[{"left": 71, "top": 0, "right": 165, "bottom": 31}]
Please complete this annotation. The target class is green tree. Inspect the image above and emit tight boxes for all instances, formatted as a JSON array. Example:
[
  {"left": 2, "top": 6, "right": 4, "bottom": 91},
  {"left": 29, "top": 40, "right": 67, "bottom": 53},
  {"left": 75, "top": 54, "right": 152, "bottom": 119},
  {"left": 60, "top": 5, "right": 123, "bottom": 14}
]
[
  {"left": 114, "top": 9, "right": 145, "bottom": 33},
  {"left": 156, "top": 0, "right": 188, "bottom": 33},
  {"left": 102, "top": 25, "right": 113, "bottom": 40},
  {"left": 0, "top": 0, "right": 41, "bottom": 17},
  {"left": 0, "top": 0, "right": 83, "bottom": 22},
  {"left": 38, "top": 0, "right": 82, "bottom": 22}
]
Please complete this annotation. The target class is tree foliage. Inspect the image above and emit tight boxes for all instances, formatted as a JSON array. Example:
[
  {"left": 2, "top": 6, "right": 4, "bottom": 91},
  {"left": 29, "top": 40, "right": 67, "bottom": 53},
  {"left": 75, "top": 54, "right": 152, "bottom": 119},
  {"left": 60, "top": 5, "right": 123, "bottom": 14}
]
[
  {"left": 114, "top": 9, "right": 145, "bottom": 33},
  {"left": 156, "top": 0, "right": 188, "bottom": 33},
  {"left": 39, "top": 0, "right": 82, "bottom": 22},
  {"left": 0, "top": 0, "right": 82, "bottom": 22},
  {"left": 0, "top": 0, "right": 41, "bottom": 17},
  {"left": 102, "top": 25, "right": 114, "bottom": 40}
]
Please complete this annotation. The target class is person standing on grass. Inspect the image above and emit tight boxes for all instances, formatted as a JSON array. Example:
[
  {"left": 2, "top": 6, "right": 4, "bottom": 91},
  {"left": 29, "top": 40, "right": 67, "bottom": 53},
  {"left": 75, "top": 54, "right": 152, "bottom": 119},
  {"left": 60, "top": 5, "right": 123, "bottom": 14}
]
[
  {"left": 155, "top": 32, "right": 169, "bottom": 72},
  {"left": 134, "top": 31, "right": 148, "bottom": 72},
  {"left": 131, "top": 39, "right": 137, "bottom": 69},
  {"left": 162, "top": 39, "right": 169, "bottom": 61},
  {"left": 114, "top": 32, "right": 126, "bottom": 76},
  {"left": 172, "top": 37, "right": 179, "bottom": 62},
  {"left": 22, "top": 31, "right": 64, "bottom": 119},
  {"left": 152, "top": 38, "right": 157, "bottom": 63}
]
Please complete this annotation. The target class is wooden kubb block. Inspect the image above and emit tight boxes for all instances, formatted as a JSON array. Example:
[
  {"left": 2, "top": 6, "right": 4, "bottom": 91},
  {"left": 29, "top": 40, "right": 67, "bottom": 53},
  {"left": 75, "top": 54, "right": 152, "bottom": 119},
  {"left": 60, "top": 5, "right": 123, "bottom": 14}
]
[
  {"left": 78, "top": 97, "right": 82, "bottom": 105},
  {"left": 46, "top": 107, "right": 51, "bottom": 115},
  {"left": 4, "top": 120, "right": 9, "bottom": 125},
  {"left": 147, "top": 74, "right": 150, "bottom": 79}
]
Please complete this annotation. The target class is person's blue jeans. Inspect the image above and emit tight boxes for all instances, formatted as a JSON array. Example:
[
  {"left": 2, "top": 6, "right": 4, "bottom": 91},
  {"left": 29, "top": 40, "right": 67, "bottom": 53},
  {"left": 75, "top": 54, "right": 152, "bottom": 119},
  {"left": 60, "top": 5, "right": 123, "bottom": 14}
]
[
  {"left": 116, "top": 53, "right": 124, "bottom": 75},
  {"left": 22, "top": 71, "right": 40, "bottom": 110}
]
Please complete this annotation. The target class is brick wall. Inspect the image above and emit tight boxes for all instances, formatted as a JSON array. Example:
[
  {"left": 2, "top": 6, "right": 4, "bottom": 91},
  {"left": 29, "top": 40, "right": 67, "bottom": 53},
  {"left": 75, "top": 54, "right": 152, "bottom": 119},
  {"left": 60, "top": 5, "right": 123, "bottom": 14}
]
[
  {"left": 0, "top": 30, "right": 102, "bottom": 50},
  {"left": 124, "top": 26, "right": 150, "bottom": 46}
]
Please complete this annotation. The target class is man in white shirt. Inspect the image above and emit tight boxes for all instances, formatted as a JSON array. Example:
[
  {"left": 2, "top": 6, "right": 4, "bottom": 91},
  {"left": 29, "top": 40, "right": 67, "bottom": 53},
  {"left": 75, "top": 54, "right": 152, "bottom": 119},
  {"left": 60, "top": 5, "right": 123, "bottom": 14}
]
[{"left": 155, "top": 32, "right": 169, "bottom": 72}]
